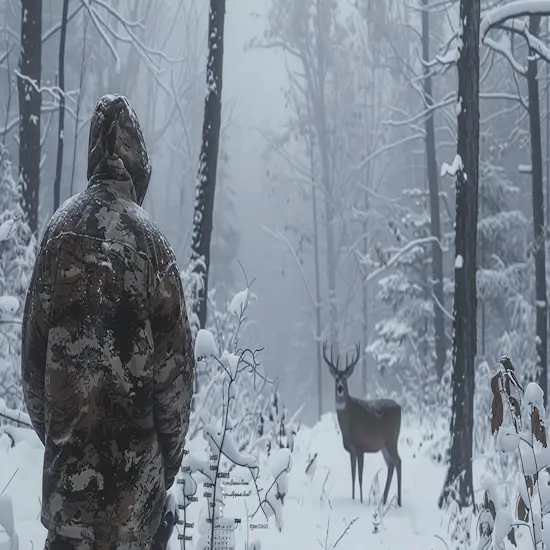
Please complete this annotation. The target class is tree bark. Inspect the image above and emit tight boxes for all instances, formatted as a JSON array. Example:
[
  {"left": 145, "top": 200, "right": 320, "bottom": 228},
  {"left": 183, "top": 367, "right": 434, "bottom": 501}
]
[
  {"left": 313, "top": 185, "right": 323, "bottom": 420},
  {"left": 190, "top": 0, "right": 226, "bottom": 330},
  {"left": 527, "top": 15, "right": 548, "bottom": 405},
  {"left": 439, "top": 0, "right": 480, "bottom": 513},
  {"left": 18, "top": 0, "right": 43, "bottom": 235},
  {"left": 361, "top": 204, "right": 369, "bottom": 397},
  {"left": 421, "top": 0, "right": 446, "bottom": 380},
  {"left": 53, "top": 0, "right": 69, "bottom": 212},
  {"left": 313, "top": 0, "right": 339, "bottom": 370},
  {"left": 307, "top": 118, "right": 324, "bottom": 420}
]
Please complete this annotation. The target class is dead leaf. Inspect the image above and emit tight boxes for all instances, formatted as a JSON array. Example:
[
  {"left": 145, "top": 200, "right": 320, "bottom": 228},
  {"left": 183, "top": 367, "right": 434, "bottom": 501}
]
[
  {"left": 486, "top": 495, "right": 496, "bottom": 520},
  {"left": 532, "top": 407, "right": 547, "bottom": 448},
  {"left": 517, "top": 495, "right": 530, "bottom": 522},
  {"left": 500, "top": 355, "right": 514, "bottom": 371},
  {"left": 491, "top": 373, "right": 504, "bottom": 434}
]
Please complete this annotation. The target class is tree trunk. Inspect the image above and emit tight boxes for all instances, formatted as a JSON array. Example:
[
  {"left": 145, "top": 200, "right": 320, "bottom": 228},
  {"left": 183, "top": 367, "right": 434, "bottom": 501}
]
[
  {"left": 527, "top": 15, "right": 548, "bottom": 405},
  {"left": 190, "top": 0, "right": 226, "bottom": 330},
  {"left": 313, "top": 185, "right": 323, "bottom": 420},
  {"left": 439, "top": 0, "right": 480, "bottom": 513},
  {"left": 361, "top": 207, "right": 369, "bottom": 397},
  {"left": 17, "top": 0, "right": 43, "bottom": 235},
  {"left": 421, "top": 0, "right": 446, "bottom": 380},
  {"left": 308, "top": 119, "right": 324, "bottom": 420},
  {"left": 69, "top": 16, "right": 88, "bottom": 197},
  {"left": 53, "top": 0, "right": 69, "bottom": 212},
  {"left": 311, "top": 0, "right": 339, "bottom": 409}
]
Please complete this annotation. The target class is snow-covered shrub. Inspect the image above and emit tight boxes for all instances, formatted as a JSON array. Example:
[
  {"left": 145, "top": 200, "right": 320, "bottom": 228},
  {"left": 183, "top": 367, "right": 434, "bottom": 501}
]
[
  {"left": 0, "top": 146, "right": 35, "bottom": 408},
  {"left": 258, "top": 387, "right": 301, "bottom": 457},
  {"left": 475, "top": 161, "right": 535, "bottom": 459},
  {"left": 366, "top": 190, "right": 454, "bottom": 419},
  {"left": 175, "top": 286, "right": 292, "bottom": 550},
  {"left": 478, "top": 356, "right": 550, "bottom": 549},
  {"left": 180, "top": 257, "right": 205, "bottom": 337}
]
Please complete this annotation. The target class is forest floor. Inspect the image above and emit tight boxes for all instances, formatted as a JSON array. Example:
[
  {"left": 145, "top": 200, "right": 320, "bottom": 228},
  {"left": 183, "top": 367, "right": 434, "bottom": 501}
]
[{"left": 0, "top": 413, "right": 530, "bottom": 550}]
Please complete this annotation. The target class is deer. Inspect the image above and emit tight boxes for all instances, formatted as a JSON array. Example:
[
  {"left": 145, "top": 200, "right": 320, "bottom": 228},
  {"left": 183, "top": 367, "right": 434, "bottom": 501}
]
[{"left": 323, "top": 341, "right": 402, "bottom": 507}]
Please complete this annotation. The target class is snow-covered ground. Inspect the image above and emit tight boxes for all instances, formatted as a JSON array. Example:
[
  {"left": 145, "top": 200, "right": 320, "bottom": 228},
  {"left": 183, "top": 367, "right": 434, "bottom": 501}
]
[{"left": 0, "top": 413, "right": 528, "bottom": 550}]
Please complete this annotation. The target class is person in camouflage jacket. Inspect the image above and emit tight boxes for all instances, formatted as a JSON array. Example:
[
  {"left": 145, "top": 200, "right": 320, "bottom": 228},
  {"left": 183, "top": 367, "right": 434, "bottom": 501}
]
[{"left": 21, "top": 94, "right": 195, "bottom": 550}]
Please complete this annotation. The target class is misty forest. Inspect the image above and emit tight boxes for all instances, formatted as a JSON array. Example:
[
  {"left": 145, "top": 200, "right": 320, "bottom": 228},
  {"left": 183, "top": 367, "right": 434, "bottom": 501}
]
[{"left": 6, "top": 0, "right": 550, "bottom": 549}]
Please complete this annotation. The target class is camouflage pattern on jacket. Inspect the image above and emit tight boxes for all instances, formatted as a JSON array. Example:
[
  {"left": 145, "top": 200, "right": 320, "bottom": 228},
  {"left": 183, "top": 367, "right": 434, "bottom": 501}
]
[{"left": 21, "top": 94, "right": 195, "bottom": 544}]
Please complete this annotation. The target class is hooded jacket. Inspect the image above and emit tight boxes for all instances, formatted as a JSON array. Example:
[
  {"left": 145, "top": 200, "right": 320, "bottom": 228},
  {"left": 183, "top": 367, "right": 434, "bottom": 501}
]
[{"left": 21, "top": 94, "right": 195, "bottom": 543}]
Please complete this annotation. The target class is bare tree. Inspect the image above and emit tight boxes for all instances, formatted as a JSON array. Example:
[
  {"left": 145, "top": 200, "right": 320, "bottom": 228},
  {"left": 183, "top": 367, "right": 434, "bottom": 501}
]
[
  {"left": 421, "top": 0, "right": 447, "bottom": 380},
  {"left": 439, "top": 0, "right": 480, "bottom": 514},
  {"left": 526, "top": 15, "right": 548, "bottom": 405},
  {"left": 17, "top": 0, "right": 43, "bottom": 235},
  {"left": 480, "top": 5, "right": 550, "bottom": 404},
  {"left": 190, "top": 0, "right": 227, "bottom": 331},
  {"left": 53, "top": 0, "right": 69, "bottom": 212}
]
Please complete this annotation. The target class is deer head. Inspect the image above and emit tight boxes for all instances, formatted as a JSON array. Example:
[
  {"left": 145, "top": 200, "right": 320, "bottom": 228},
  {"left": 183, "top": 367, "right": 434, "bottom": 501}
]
[{"left": 323, "top": 341, "right": 361, "bottom": 410}]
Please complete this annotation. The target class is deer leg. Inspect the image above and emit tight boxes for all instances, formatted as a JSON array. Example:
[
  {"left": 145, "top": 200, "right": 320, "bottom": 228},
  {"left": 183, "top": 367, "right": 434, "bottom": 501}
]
[
  {"left": 394, "top": 451, "right": 402, "bottom": 507},
  {"left": 381, "top": 448, "right": 395, "bottom": 506},
  {"left": 349, "top": 451, "right": 357, "bottom": 500},
  {"left": 386, "top": 441, "right": 402, "bottom": 507},
  {"left": 357, "top": 453, "right": 364, "bottom": 503}
]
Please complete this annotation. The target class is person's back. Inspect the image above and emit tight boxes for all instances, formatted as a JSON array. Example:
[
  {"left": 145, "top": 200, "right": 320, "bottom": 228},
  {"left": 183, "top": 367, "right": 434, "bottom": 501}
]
[{"left": 21, "top": 94, "right": 195, "bottom": 548}]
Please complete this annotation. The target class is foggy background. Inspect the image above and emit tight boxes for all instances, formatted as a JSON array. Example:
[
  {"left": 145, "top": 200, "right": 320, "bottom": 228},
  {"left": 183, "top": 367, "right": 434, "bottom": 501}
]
[{"left": 1, "top": 0, "right": 541, "bottom": 425}]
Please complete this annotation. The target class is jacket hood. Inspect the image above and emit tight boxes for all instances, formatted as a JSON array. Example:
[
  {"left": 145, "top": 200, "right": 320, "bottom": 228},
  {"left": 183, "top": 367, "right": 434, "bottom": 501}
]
[{"left": 87, "top": 94, "right": 151, "bottom": 206}]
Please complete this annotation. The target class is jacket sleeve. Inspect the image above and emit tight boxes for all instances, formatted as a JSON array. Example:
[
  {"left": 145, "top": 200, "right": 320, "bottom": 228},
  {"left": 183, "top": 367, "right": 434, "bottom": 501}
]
[
  {"left": 21, "top": 248, "right": 51, "bottom": 446},
  {"left": 151, "top": 261, "right": 195, "bottom": 490}
]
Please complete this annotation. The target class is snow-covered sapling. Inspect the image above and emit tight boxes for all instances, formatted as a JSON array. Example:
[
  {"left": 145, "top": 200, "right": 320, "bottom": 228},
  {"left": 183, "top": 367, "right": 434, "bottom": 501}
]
[
  {"left": 478, "top": 356, "right": 550, "bottom": 549},
  {"left": 175, "top": 286, "right": 291, "bottom": 549}
]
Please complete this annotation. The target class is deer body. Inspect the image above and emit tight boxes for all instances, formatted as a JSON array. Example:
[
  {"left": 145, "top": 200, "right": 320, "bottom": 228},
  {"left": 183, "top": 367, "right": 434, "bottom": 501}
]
[{"left": 324, "top": 343, "right": 402, "bottom": 507}]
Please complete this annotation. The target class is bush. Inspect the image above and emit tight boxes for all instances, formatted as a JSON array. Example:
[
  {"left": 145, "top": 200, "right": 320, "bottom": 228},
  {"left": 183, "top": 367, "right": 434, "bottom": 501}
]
[
  {"left": 176, "top": 285, "right": 296, "bottom": 550},
  {"left": 478, "top": 355, "right": 550, "bottom": 549}
]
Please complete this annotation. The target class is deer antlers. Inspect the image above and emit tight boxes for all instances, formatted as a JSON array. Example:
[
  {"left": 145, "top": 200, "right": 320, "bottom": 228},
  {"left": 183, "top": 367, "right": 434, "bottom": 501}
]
[{"left": 322, "top": 341, "right": 361, "bottom": 380}]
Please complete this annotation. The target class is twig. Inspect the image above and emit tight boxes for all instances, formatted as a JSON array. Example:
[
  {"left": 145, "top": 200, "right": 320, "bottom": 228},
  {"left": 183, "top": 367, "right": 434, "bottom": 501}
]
[
  {"left": 0, "top": 469, "right": 18, "bottom": 495},
  {"left": 332, "top": 517, "right": 359, "bottom": 548}
]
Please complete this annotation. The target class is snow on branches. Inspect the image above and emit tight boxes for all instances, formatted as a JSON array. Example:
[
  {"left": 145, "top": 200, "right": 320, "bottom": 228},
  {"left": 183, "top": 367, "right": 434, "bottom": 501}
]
[
  {"left": 0, "top": 145, "right": 35, "bottom": 408},
  {"left": 480, "top": 0, "right": 550, "bottom": 75},
  {"left": 478, "top": 355, "right": 550, "bottom": 549},
  {"left": 176, "top": 287, "right": 293, "bottom": 550}
]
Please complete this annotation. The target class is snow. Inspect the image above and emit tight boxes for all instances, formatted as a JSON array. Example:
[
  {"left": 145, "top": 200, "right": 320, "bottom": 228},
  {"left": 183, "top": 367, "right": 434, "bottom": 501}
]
[
  {"left": 455, "top": 255, "right": 463, "bottom": 269},
  {"left": 229, "top": 288, "right": 249, "bottom": 317},
  {"left": 494, "top": 507, "right": 514, "bottom": 544},
  {"left": 0, "top": 412, "right": 519, "bottom": 550},
  {"left": 194, "top": 328, "right": 219, "bottom": 360},
  {"left": 0, "top": 297, "right": 20, "bottom": 316},
  {"left": 440, "top": 154, "right": 463, "bottom": 178},
  {"left": 481, "top": 1, "right": 550, "bottom": 40},
  {"left": 220, "top": 350, "right": 239, "bottom": 379},
  {"left": 519, "top": 164, "right": 532, "bottom": 174},
  {"left": 0, "top": 219, "right": 18, "bottom": 242},
  {"left": 525, "top": 381, "right": 544, "bottom": 411},
  {"left": 496, "top": 426, "right": 520, "bottom": 452},
  {"left": 202, "top": 423, "right": 258, "bottom": 469}
]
